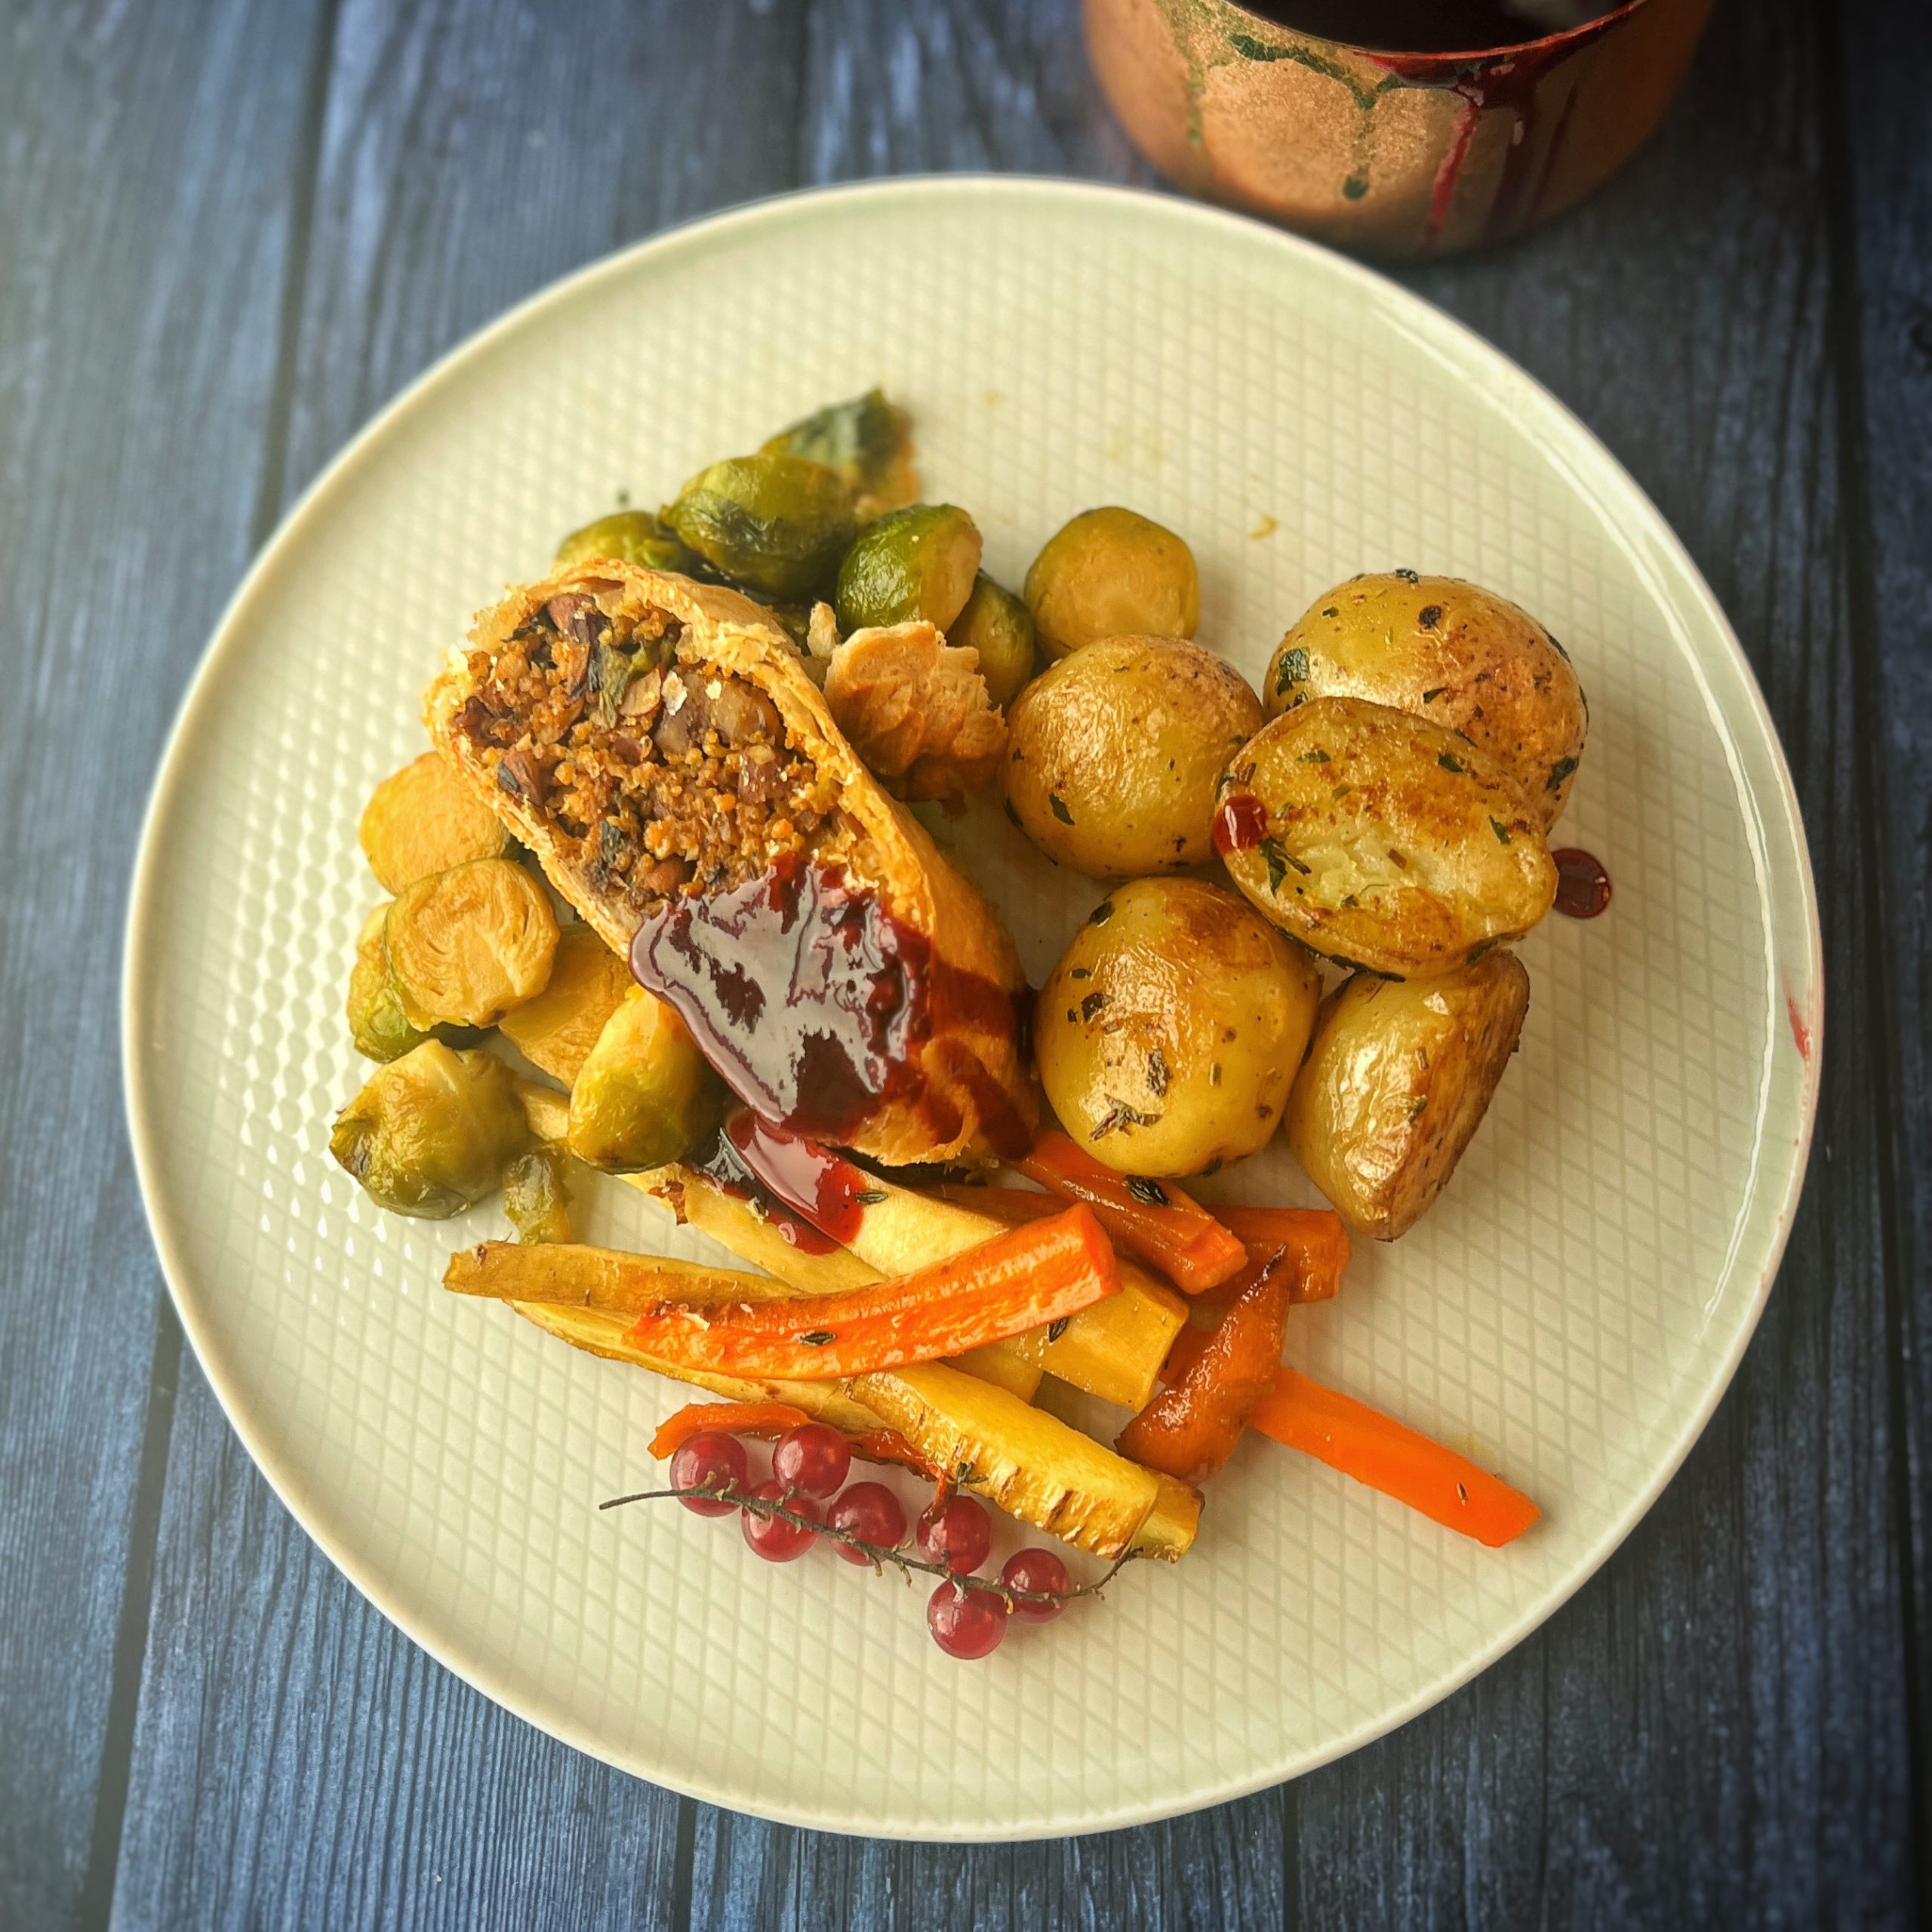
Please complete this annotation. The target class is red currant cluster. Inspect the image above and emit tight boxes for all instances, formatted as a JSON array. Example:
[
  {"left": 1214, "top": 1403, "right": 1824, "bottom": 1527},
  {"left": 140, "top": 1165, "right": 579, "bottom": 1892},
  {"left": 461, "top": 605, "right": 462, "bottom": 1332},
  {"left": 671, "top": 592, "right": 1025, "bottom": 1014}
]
[{"left": 666, "top": 1423, "right": 1075, "bottom": 1658}]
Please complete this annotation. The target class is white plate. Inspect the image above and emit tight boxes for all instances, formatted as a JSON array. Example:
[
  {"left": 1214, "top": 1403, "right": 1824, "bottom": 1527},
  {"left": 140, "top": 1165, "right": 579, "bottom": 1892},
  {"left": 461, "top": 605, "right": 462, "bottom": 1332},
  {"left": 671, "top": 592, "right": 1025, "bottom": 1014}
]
[{"left": 124, "top": 178, "right": 1820, "bottom": 1840}]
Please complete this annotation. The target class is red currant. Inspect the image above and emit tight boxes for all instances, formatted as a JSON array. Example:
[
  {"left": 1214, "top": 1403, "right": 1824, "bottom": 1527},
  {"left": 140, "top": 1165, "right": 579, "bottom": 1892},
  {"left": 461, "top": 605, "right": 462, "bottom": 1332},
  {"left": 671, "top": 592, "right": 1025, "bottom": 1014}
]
[
  {"left": 740, "top": 1479, "right": 820, "bottom": 1561},
  {"left": 928, "top": 1578, "right": 1008, "bottom": 1659},
  {"left": 825, "top": 1481, "right": 907, "bottom": 1564},
  {"left": 669, "top": 1432, "right": 750, "bottom": 1518},
  {"left": 771, "top": 1423, "right": 852, "bottom": 1499},
  {"left": 1000, "top": 1548, "right": 1070, "bottom": 1622},
  {"left": 916, "top": 1493, "right": 992, "bottom": 1574}
]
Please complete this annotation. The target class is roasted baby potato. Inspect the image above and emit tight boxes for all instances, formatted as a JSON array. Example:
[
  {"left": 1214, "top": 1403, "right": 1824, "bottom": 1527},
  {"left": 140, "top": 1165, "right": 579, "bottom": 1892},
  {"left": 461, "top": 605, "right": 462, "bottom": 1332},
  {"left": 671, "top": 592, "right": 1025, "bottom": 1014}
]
[
  {"left": 834, "top": 503, "right": 982, "bottom": 635},
  {"left": 346, "top": 906, "right": 434, "bottom": 1062},
  {"left": 1004, "top": 636, "right": 1262, "bottom": 875},
  {"left": 663, "top": 452, "right": 857, "bottom": 600},
  {"left": 947, "top": 572, "right": 1037, "bottom": 707},
  {"left": 385, "top": 857, "right": 559, "bottom": 1029},
  {"left": 553, "top": 507, "right": 699, "bottom": 575},
  {"left": 1023, "top": 507, "right": 1199, "bottom": 660},
  {"left": 358, "top": 750, "right": 509, "bottom": 894},
  {"left": 1217, "top": 697, "right": 1555, "bottom": 977},
  {"left": 1286, "top": 953, "right": 1531, "bottom": 1239},
  {"left": 761, "top": 387, "right": 917, "bottom": 521},
  {"left": 1266, "top": 574, "right": 1586, "bottom": 828},
  {"left": 1036, "top": 878, "right": 1321, "bottom": 1177},
  {"left": 567, "top": 986, "right": 722, "bottom": 1172},
  {"left": 501, "top": 1143, "right": 575, "bottom": 1244},
  {"left": 329, "top": 1040, "right": 533, "bottom": 1218},
  {"left": 497, "top": 921, "right": 632, "bottom": 1084}
]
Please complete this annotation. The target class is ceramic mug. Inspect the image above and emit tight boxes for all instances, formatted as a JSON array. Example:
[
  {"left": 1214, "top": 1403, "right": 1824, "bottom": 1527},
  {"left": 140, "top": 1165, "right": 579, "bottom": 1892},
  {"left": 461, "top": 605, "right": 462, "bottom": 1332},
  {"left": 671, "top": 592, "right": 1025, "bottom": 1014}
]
[{"left": 1083, "top": 0, "right": 1717, "bottom": 255}]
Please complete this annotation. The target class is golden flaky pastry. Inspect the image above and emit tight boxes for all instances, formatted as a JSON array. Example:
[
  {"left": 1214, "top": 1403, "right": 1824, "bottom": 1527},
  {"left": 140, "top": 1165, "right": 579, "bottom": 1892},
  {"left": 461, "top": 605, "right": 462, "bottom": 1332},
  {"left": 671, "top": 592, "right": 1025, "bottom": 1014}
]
[
  {"left": 423, "top": 562, "right": 1036, "bottom": 1166},
  {"left": 823, "top": 620, "right": 1007, "bottom": 804}
]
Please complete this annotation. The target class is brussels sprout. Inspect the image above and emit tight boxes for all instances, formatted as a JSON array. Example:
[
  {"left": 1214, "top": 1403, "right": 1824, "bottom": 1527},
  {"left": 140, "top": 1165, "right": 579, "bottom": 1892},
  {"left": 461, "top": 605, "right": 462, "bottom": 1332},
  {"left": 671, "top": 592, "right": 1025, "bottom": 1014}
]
[
  {"left": 348, "top": 906, "right": 432, "bottom": 1062},
  {"left": 497, "top": 921, "right": 632, "bottom": 1084},
  {"left": 1023, "top": 506, "right": 1200, "bottom": 660},
  {"left": 358, "top": 751, "right": 509, "bottom": 894},
  {"left": 385, "top": 858, "right": 559, "bottom": 1029},
  {"left": 502, "top": 1143, "right": 575, "bottom": 1244},
  {"left": 568, "top": 986, "right": 723, "bottom": 1172},
  {"left": 761, "top": 387, "right": 917, "bottom": 520},
  {"left": 552, "top": 507, "right": 700, "bottom": 575},
  {"left": 662, "top": 453, "right": 857, "bottom": 600},
  {"left": 329, "top": 1041, "right": 533, "bottom": 1218},
  {"left": 833, "top": 503, "right": 982, "bottom": 635},
  {"left": 946, "top": 572, "right": 1038, "bottom": 708}
]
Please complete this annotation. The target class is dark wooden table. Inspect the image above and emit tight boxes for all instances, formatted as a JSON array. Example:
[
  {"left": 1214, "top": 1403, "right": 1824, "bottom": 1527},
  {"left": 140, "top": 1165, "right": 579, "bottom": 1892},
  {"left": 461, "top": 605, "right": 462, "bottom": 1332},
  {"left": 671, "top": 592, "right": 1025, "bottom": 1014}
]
[{"left": 3, "top": 1, "right": 1925, "bottom": 1924}]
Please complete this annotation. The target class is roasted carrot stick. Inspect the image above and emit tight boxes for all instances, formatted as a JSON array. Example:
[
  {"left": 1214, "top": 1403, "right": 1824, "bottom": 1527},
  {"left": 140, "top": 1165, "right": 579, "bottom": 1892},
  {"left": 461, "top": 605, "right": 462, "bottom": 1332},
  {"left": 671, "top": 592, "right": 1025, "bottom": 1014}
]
[
  {"left": 1116, "top": 1250, "right": 1291, "bottom": 1481},
  {"left": 1015, "top": 1131, "right": 1248, "bottom": 1294},
  {"left": 1161, "top": 1329, "right": 1541, "bottom": 1548},
  {"left": 649, "top": 1400, "right": 811, "bottom": 1458},
  {"left": 1212, "top": 1207, "right": 1349, "bottom": 1304},
  {"left": 626, "top": 1204, "right": 1118, "bottom": 1379},
  {"left": 648, "top": 1399, "right": 937, "bottom": 1477},
  {"left": 948, "top": 1186, "right": 1349, "bottom": 1306}
]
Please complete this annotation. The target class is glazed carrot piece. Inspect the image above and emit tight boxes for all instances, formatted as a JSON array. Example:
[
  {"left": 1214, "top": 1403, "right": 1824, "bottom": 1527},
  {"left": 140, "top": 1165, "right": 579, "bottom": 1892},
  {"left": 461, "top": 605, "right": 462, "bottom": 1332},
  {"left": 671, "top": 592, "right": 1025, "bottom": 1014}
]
[
  {"left": 648, "top": 1400, "right": 810, "bottom": 1459},
  {"left": 1016, "top": 1131, "right": 1248, "bottom": 1294},
  {"left": 947, "top": 1186, "right": 1348, "bottom": 1306},
  {"left": 1212, "top": 1207, "right": 1349, "bottom": 1304},
  {"left": 648, "top": 1400, "right": 937, "bottom": 1477},
  {"left": 1116, "top": 1250, "right": 1291, "bottom": 1482},
  {"left": 1161, "top": 1328, "right": 1540, "bottom": 1548},
  {"left": 626, "top": 1205, "right": 1118, "bottom": 1379}
]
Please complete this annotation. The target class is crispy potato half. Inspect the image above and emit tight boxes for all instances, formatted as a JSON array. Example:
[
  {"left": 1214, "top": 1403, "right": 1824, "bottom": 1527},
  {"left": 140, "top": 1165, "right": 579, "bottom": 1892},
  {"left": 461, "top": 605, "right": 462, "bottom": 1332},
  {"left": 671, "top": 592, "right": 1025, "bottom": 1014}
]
[
  {"left": 358, "top": 749, "right": 509, "bottom": 893},
  {"left": 1217, "top": 697, "right": 1555, "bottom": 977},
  {"left": 1286, "top": 953, "right": 1531, "bottom": 1240},
  {"left": 1266, "top": 574, "right": 1587, "bottom": 829}
]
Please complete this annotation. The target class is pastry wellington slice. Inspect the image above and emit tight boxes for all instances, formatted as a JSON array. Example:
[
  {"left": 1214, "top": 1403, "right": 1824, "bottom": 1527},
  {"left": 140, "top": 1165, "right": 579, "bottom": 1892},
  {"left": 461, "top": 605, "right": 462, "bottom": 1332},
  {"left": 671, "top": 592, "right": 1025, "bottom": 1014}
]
[{"left": 425, "top": 561, "right": 1036, "bottom": 1167}]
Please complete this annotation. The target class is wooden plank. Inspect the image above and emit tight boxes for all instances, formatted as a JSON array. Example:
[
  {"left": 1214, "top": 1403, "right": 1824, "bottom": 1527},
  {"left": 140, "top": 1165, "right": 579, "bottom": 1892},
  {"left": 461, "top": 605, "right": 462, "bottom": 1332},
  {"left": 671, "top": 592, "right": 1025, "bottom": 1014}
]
[
  {"left": 1290, "top": 0, "right": 1920, "bottom": 1923},
  {"left": 0, "top": 2, "right": 333, "bottom": 1926},
  {"left": 1827, "top": 0, "right": 1932, "bottom": 1897},
  {"left": 103, "top": 2, "right": 805, "bottom": 1927}
]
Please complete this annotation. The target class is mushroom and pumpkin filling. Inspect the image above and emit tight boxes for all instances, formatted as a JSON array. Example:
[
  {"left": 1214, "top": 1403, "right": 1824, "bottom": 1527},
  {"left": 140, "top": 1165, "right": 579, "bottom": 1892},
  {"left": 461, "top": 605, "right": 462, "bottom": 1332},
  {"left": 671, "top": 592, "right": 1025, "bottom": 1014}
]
[{"left": 448, "top": 588, "right": 848, "bottom": 915}]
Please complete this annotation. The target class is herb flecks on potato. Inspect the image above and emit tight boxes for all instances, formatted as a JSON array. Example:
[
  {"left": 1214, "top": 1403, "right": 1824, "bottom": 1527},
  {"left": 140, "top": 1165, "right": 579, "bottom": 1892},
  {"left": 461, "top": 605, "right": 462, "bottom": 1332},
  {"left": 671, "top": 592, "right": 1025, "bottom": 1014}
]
[
  {"left": 1036, "top": 878, "right": 1321, "bottom": 1177},
  {"left": 1267, "top": 574, "right": 1586, "bottom": 829},
  {"left": 1217, "top": 695, "right": 1555, "bottom": 977},
  {"left": 1286, "top": 955, "right": 1531, "bottom": 1239},
  {"left": 1004, "top": 635, "right": 1261, "bottom": 875}
]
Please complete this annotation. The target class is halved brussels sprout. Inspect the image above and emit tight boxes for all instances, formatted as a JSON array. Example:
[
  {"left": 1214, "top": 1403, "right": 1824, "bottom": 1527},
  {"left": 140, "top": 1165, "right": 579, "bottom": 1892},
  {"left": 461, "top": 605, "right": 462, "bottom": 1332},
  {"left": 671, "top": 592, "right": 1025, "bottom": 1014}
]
[
  {"left": 358, "top": 751, "right": 509, "bottom": 894},
  {"left": 947, "top": 572, "right": 1038, "bottom": 708},
  {"left": 761, "top": 387, "right": 917, "bottom": 520},
  {"left": 833, "top": 504, "right": 983, "bottom": 635},
  {"left": 497, "top": 921, "right": 632, "bottom": 1084},
  {"left": 502, "top": 1143, "right": 575, "bottom": 1244},
  {"left": 553, "top": 507, "right": 700, "bottom": 575},
  {"left": 385, "top": 858, "right": 559, "bottom": 1029},
  {"left": 347, "top": 906, "right": 432, "bottom": 1062},
  {"left": 1023, "top": 506, "right": 1199, "bottom": 660},
  {"left": 567, "top": 986, "right": 723, "bottom": 1172},
  {"left": 663, "top": 452, "right": 857, "bottom": 600},
  {"left": 329, "top": 1041, "right": 533, "bottom": 1218}
]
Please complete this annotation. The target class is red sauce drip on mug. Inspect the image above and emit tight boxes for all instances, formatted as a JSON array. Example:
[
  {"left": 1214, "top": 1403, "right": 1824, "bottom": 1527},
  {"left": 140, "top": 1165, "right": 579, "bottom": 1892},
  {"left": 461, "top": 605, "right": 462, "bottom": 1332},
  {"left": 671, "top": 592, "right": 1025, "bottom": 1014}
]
[
  {"left": 695, "top": 1111, "right": 871, "bottom": 1252},
  {"left": 1212, "top": 794, "right": 1269, "bottom": 857},
  {"left": 629, "top": 854, "right": 1026, "bottom": 1155},
  {"left": 1552, "top": 848, "right": 1611, "bottom": 918}
]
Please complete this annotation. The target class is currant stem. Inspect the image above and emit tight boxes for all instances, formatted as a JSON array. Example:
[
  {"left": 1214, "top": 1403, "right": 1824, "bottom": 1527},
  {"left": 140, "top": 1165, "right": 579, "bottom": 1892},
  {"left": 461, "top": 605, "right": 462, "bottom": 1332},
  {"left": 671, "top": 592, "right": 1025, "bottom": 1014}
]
[{"left": 600, "top": 1478, "right": 1137, "bottom": 1608}]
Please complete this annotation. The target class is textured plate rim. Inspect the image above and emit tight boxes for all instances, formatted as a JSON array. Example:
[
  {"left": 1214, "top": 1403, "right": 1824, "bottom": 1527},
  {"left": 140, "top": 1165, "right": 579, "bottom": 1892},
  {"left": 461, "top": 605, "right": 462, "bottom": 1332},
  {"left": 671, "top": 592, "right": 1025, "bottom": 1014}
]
[{"left": 122, "top": 174, "right": 1823, "bottom": 1841}]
